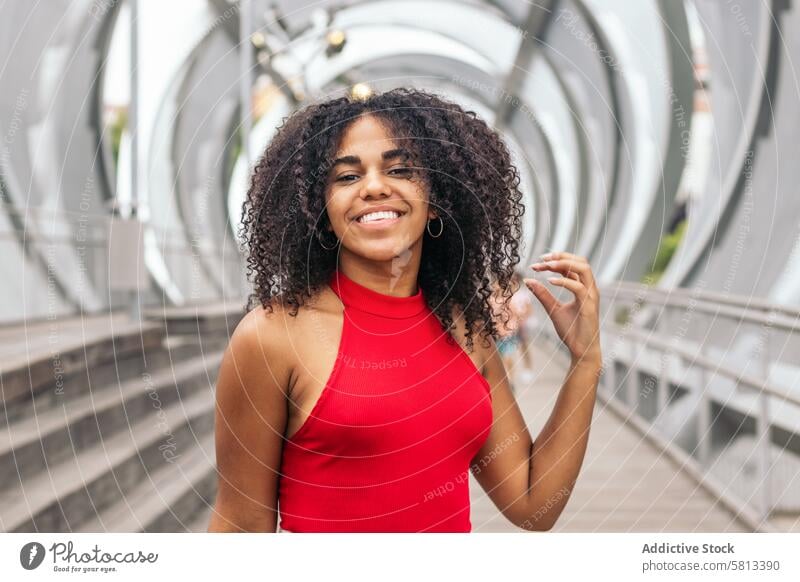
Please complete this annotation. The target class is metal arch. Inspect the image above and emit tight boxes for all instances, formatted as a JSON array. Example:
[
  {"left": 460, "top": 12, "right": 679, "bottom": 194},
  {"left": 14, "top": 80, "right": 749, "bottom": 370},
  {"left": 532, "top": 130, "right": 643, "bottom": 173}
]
[
  {"left": 683, "top": 1, "right": 800, "bottom": 301},
  {"left": 539, "top": 2, "right": 618, "bottom": 262},
  {"left": 493, "top": 0, "right": 560, "bottom": 130},
  {"left": 489, "top": 0, "right": 598, "bottom": 261},
  {"left": 768, "top": 0, "right": 800, "bottom": 304},
  {"left": 206, "top": 0, "right": 244, "bottom": 42},
  {"left": 145, "top": 40, "right": 239, "bottom": 303},
  {"left": 537, "top": 49, "right": 592, "bottom": 255},
  {"left": 660, "top": 0, "right": 776, "bottom": 290},
  {"left": 625, "top": 0, "right": 694, "bottom": 282},
  {"left": 299, "top": 1, "right": 522, "bottom": 85},
  {"left": 142, "top": 5, "right": 299, "bottom": 303},
  {"left": 89, "top": 0, "right": 125, "bottom": 208},
  {"left": 546, "top": 0, "right": 626, "bottom": 273},
  {"left": 505, "top": 100, "right": 560, "bottom": 264},
  {"left": 171, "top": 28, "right": 241, "bottom": 296},
  {"left": 516, "top": 55, "right": 581, "bottom": 256},
  {"left": 480, "top": 0, "right": 632, "bottom": 269},
  {"left": 0, "top": 0, "right": 121, "bottom": 317},
  {"left": 575, "top": 0, "right": 673, "bottom": 282}
]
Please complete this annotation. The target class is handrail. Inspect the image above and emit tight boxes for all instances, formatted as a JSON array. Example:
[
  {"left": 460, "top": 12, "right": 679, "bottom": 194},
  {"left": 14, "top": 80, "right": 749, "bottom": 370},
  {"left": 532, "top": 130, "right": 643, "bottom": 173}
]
[
  {"left": 601, "top": 281, "right": 800, "bottom": 328},
  {"left": 604, "top": 323, "right": 800, "bottom": 407}
]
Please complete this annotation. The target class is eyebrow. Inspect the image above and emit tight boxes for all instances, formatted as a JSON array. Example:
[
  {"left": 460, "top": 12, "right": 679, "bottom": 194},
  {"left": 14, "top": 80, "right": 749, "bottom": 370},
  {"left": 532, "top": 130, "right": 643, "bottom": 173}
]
[{"left": 330, "top": 148, "right": 411, "bottom": 169}]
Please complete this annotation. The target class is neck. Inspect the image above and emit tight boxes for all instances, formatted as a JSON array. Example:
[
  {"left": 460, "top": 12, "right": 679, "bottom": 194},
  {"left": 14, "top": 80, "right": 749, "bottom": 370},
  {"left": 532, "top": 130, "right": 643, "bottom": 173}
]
[{"left": 337, "top": 254, "right": 421, "bottom": 298}]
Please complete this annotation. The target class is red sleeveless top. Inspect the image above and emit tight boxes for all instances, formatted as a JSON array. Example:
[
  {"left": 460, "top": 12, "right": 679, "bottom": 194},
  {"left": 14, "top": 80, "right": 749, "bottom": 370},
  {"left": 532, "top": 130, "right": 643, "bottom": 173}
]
[{"left": 276, "top": 269, "right": 493, "bottom": 532}]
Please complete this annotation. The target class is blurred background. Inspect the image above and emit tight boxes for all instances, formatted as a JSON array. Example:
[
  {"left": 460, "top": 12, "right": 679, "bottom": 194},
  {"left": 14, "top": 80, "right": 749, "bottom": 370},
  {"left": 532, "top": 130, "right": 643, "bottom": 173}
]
[{"left": 0, "top": 0, "right": 798, "bottom": 533}]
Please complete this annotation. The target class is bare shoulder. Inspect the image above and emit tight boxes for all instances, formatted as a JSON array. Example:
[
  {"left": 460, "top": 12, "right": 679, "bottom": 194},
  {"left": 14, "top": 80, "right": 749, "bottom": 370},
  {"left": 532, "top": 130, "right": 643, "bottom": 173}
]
[
  {"left": 229, "top": 289, "right": 341, "bottom": 384},
  {"left": 236, "top": 300, "right": 296, "bottom": 339},
  {"left": 212, "top": 302, "right": 297, "bottom": 424},
  {"left": 231, "top": 302, "right": 293, "bottom": 368},
  {"left": 236, "top": 290, "right": 327, "bottom": 339}
]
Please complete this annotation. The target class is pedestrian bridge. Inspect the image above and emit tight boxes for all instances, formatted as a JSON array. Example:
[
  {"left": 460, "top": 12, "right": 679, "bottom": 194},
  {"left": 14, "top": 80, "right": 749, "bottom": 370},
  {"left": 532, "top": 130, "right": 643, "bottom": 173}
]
[{"left": 2, "top": 0, "right": 800, "bottom": 533}]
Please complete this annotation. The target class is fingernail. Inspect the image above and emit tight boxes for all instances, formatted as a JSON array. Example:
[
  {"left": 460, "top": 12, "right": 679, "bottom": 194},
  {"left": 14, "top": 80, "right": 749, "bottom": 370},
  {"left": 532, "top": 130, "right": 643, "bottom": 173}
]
[
  {"left": 531, "top": 262, "right": 543, "bottom": 268},
  {"left": 540, "top": 252, "right": 553, "bottom": 260}
]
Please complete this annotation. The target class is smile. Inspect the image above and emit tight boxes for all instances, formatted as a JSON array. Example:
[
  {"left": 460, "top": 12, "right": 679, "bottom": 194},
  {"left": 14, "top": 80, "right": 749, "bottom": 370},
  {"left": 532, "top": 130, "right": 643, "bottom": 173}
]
[{"left": 355, "top": 210, "right": 405, "bottom": 226}]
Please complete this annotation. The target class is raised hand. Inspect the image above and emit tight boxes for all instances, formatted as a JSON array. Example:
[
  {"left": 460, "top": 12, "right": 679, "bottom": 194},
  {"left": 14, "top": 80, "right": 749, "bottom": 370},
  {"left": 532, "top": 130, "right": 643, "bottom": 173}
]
[{"left": 523, "top": 251, "right": 601, "bottom": 366}]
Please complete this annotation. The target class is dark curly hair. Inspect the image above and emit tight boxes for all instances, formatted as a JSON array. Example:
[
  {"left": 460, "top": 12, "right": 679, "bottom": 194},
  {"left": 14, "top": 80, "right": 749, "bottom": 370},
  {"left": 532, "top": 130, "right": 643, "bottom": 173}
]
[{"left": 240, "top": 87, "right": 525, "bottom": 352}]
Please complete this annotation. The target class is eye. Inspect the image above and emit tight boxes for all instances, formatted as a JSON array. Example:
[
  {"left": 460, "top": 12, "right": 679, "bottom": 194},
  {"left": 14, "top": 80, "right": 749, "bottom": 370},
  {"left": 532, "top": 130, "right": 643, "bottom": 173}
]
[
  {"left": 388, "top": 166, "right": 413, "bottom": 177},
  {"left": 336, "top": 174, "right": 358, "bottom": 182}
]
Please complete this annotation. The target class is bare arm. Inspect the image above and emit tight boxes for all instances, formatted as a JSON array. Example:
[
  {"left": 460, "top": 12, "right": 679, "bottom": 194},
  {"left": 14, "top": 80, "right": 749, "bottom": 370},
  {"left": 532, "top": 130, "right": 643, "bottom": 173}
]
[
  {"left": 469, "top": 344, "right": 599, "bottom": 530},
  {"left": 207, "top": 306, "right": 292, "bottom": 532},
  {"left": 523, "top": 355, "right": 599, "bottom": 530},
  {"left": 470, "top": 252, "right": 601, "bottom": 531}
]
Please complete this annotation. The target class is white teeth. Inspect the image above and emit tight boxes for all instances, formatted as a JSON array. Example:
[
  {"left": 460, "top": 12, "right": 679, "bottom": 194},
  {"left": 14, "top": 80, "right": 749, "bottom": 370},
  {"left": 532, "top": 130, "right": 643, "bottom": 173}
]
[{"left": 357, "top": 210, "right": 401, "bottom": 223}]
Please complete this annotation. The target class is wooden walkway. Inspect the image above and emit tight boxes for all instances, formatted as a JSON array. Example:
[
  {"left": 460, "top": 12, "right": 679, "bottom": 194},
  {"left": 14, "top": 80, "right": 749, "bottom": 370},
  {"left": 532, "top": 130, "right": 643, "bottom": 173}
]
[{"left": 469, "top": 339, "right": 751, "bottom": 533}]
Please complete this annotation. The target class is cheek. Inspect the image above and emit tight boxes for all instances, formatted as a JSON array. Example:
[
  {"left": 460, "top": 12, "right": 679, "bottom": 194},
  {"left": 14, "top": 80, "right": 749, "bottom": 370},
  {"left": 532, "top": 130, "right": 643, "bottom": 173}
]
[
  {"left": 409, "top": 210, "right": 429, "bottom": 229},
  {"left": 324, "top": 190, "right": 349, "bottom": 223},
  {"left": 409, "top": 191, "right": 432, "bottom": 219}
]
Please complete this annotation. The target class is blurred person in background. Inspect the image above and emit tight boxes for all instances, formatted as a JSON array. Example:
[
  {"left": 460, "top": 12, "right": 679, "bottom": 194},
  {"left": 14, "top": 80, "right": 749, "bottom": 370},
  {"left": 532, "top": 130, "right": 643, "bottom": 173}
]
[{"left": 490, "top": 273, "right": 535, "bottom": 393}]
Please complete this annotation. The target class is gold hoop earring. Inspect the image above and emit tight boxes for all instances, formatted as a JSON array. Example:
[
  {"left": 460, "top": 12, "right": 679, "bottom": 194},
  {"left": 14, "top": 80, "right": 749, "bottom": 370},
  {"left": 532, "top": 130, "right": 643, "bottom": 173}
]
[
  {"left": 318, "top": 229, "right": 339, "bottom": 250},
  {"left": 426, "top": 216, "right": 444, "bottom": 238}
]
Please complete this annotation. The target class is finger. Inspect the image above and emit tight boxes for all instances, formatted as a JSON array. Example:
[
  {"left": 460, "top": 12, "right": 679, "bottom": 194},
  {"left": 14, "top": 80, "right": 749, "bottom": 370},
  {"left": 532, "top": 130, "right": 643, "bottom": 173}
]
[
  {"left": 531, "top": 259, "right": 596, "bottom": 290},
  {"left": 544, "top": 259, "right": 595, "bottom": 290},
  {"left": 546, "top": 275, "right": 588, "bottom": 301},
  {"left": 542, "top": 252, "right": 596, "bottom": 290},
  {"left": 539, "top": 251, "right": 588, "bottom": 264},
  {"left": 523, "top": 278, "right": 560, "bottom": 316}
]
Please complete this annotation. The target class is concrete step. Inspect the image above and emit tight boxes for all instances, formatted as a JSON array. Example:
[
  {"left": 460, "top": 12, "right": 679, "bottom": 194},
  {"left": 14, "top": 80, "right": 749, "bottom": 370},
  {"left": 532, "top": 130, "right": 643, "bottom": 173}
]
[
  {"left": 0, "top": 348, "right": 222, "bottom": 493},
  {"left": 142, "top": 302, "right": 245, "bottom": 337},
  {"left": 0, "top": 318, "right": 165, "bottom": 422},
  {"left": 0, "top": 382, "right": 218, "bottom": 532},
  {"left": 77, "top": 433, "right": 217, "bottom": 533},
  {"left": 1, "top": 335, "right": 212, "bottom": 429}
]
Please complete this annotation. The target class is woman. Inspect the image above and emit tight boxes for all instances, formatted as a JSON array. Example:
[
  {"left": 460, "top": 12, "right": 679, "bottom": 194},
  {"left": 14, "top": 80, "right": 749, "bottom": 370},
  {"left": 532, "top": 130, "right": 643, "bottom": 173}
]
[{"left": 207, "top": 87, "right": 601, "bottom": 533}]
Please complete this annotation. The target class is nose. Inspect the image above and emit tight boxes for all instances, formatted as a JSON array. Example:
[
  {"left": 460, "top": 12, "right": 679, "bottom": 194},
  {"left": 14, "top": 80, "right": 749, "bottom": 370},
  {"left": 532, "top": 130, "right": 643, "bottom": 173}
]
[{"left": 361, "top": 167, "right": 390, "bottom": 198}]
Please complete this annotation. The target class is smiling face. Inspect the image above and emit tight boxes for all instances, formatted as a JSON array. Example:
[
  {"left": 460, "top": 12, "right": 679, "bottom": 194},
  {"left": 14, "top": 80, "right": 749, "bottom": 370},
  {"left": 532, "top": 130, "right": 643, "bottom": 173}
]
[{"left": 323, "top": 114, "right": 436, "bottom": 267}]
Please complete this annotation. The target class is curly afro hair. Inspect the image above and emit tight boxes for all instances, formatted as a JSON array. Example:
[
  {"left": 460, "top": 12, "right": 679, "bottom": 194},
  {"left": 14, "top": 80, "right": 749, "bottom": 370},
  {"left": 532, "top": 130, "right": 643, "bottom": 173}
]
[{"left": 240, "top": 86, "right": 525, "bottom": 352}]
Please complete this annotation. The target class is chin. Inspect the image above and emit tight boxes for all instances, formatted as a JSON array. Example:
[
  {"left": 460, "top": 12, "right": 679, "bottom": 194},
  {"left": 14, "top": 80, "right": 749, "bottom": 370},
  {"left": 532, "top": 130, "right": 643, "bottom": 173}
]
[{"left": 347, "top": 236, "right": 420, "bottom": 260}]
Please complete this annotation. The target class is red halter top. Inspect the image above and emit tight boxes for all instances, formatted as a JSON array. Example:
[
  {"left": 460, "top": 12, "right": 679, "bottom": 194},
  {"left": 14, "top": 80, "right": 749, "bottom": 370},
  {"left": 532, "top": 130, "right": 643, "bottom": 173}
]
[{"left": 276, "top": 268, "right": 493, "bottom": 532}]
